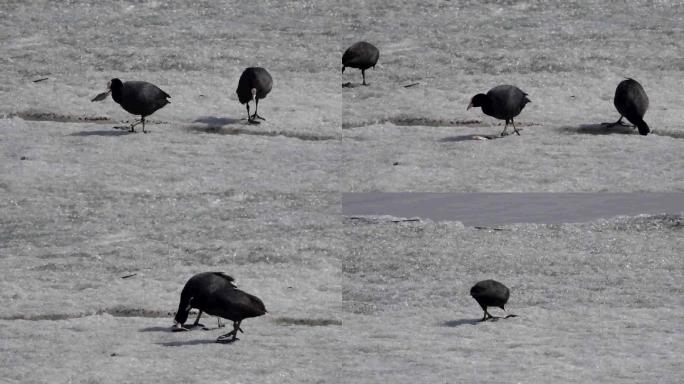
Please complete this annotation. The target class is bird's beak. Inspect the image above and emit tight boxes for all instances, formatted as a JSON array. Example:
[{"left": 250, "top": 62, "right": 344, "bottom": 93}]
[
  {"left": 467, "top": 102, "right": 473, "bottom": 111},
  {"left": 91, "top": 89, "right": 111, "bottom": 102}
]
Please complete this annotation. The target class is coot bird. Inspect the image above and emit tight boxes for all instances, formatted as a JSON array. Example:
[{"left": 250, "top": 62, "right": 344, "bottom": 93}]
[
  {"left": 470, "top": 279, "right": 511, "bottom": 321},
  {"left": 468, "top": 85, "right": 530, "bottom": 136},
  {"left": 612, "top": 78, "right": 650, "bottom": 135},
  {"left": 173, "top": 272, "right": 267, "bottom": 343},
  {"left": 236, "top": 67, "right": 273, "bottom": 124},
  {"left": 91, "top": 78, "right": 170, "bottom": 133},
  {"left": 342, "top": 41, "right": 379, "bottom": 86}
]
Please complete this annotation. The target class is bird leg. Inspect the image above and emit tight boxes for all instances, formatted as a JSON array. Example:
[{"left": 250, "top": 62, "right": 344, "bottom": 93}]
[
  {"left": 141, "top": 116, "right": 148, "bottom": 133},
  {"left": 216, "top": 321, "right": 243, "bottom": 343},
  {"left": 500, "top": 120, "right": 510, "bottom": 136},
  {"left": 480, "top": 310, "right": 491, "bottom": 322},
  {"left": 245, "top": 103, "right": 260, "bottom": 125},
  {"left": 217, "top": 318, "right": 225, "bottom": 328},
  {"left": 128, "top": 119, "right": 143, "bottom": 133},
  {"left": 250, "top": 98, "right": 266, "bottom": 121},
  {"left": 511, "top": 118, "right": 520, "bottom": 135},
  {"left": 361, "top": 69, "right": 368, "bottom": 86}
]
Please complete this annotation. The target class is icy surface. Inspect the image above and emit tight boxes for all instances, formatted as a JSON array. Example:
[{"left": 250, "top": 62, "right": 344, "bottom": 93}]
[
  {"left": 340, "top": 0, "right": 684, "bottom": 192},
  {"left": 344, "top": 215, "right": 684, "bottom": 383},
  {"left": 1, "top": 0, "right": 683, "bottom": 383},
  {"left": 343, "top": 192, "right": 684, "bottom": 225}
]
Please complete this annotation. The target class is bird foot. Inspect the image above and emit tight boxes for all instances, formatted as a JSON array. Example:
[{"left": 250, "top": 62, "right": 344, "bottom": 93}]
[
  {"left": 251, "top": 113, "right": 266, "bottom": 121},
  {"left": 171, "top": 323, "right": 191, "bottom": 332},
  {"left": 342, "top": 82, "right": 352, "bottom": 88},
  {"left": 602, "top": 121, "right": 630, "bottom": 128},
  {"left": 216, "top": 336, "right": 239, "bottom": 344},
  {"left": 247, "top": 119, "right": 261, "bottom": 125}
]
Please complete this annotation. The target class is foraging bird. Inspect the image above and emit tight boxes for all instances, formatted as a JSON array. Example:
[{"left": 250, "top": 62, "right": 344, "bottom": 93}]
[
  {"left": 470, "top": 279, "right": 510, "bottom": 321},
  {"left": 91, "top": 78, "right": 170, "bottom": 133},
  {"left": 236, "top": 67, "right": 273, "bottom": 124},
  {"left": 468, "top": 85, "right": 531, "bottom": 136},
  {"left": 173, "top": 272, "right": 267, "bottom": 343},
  {"left": 612, "top": 78, "right": 650, "bottom": 135},
  {"left": 342, "top": 41, "right": 379, "bottom": 86}
]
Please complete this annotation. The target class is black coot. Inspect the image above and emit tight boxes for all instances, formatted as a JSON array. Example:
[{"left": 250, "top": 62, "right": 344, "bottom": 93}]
[
  {"left": 92, "top": 78, "right": 170, "bottom": 133},
  {"left": 470, "top": 279, "right": 510, "bottom": 321},
  {"left": 468, "top": 85, "right": 530, "bottom": 136},
  {"left": 612, "top": 78, "right": 650, "bottom": 135},
  {"left": 342, "top": 41, "right": 379, "bottom": 86},
  {"left": 236, "top": 67, "right": 273, "bottom": 124},
  {"left": 173, "top": 272, "right": 267, "bottom": 343}
]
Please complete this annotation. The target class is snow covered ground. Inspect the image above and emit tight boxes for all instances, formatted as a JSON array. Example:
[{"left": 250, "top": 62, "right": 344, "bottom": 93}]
[{"left": 1, "top": 0, "right": 683, "bottom": 383}]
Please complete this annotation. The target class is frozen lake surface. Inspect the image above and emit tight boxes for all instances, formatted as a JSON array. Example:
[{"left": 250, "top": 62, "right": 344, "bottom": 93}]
[
  {"left": 1, "top": 0, "right": 683, "bottom": 383},
  {"left": 343, "top": 192, "right": 684, "bottom": 226}
]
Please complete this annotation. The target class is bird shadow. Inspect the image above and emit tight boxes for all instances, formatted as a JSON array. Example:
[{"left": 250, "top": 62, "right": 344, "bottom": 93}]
[
  {"left": 439, "top": 133, "right": 503, "bottom": 142},
  {"left": 192, "top": 116, "right": 242, "bottom": 127},
  {"left": 138, "top": 326, "right": 174, "bottom": 333},
  {"left": 69, "top": 128, "right": 133, "bottom": 137},
  {"left": 342, "top": 82, "right": 367, "bottom": 88},
  {"left": 558, "top": 122, "right": 638, "bottom": 135},
  {"left": 157, "top": 339, "right": 219, "bottom": 347},
  {"left": 442, "top": 318, "right": 481, "bottom": 327}
]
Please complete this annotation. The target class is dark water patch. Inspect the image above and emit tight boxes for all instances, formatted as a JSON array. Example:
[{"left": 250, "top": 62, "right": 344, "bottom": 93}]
[
  {"left": 343, "top": 193, "right": 684, "bottom": 227},
  {"left": 13, "top": 110, "right": 112, "bottom": 124},
  {"left": 442, "top": 318, "right": 480, "bottom": 327},
  {"left": 186, "top": 124, "right": 338, "bottom": 142},
  {"left": 69, "top": 129, "right": 133, "bottom": 137},
  {"left": 560, "top": 123, "right": 684, "bottom": 139},
  {"left": 343, "top": 115, "right": 540, "bottom": 130},
  {"left": 559, "top": 123, "right": 639, "bottom": 135},
  {"left": 439, "top": 132, "right": 519, "bottom": 142},
  {"left": 0, "top": 307, "right": 174, "bottom": 321},
  {"left": 158, "top": 339, "right": 217, "bottom": 347},
  {"left": 273, "top": 317, "right": 342, "bottom": 326},
  {"left": 343, "top": 301, "right": 378, "bottom": 315},
  {"left": 343, "top": 117, "right": 483, "bottom": 129}
]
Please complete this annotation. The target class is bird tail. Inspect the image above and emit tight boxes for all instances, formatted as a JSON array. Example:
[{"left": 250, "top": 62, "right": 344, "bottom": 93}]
[{"left": 635, "top": 119, "right": 650, "bottom": 135}]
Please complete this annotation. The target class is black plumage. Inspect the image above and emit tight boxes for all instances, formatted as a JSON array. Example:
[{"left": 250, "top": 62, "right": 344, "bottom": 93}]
[
  {"left": 342, "top": 41, "right": 379, "bottom": 86},
  {"left": 470, "top": 279, "right": 510, "bottom": 321},
  {"left": 468, "top": 85, "right": 531, "bottom": 136},
  {"left": 613, "top": 78, "right": 650, "bottom": 135},
  {"left": 236, "top": 67, "right": 273, "bottom": 124},
  {"left": 174, "top": 272, "right": 267, "bottom": 343},
  {"left": 92, "top": 78, "right": 170, "bottom": 133}
]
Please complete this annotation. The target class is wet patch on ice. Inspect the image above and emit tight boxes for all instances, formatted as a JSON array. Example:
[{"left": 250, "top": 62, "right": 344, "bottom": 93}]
[
  {"left": 1, "top": 307, "right": 174, "bottom": 321},
  {"left": 439, "top": 130, "right": 523, "bottom": 142},
  {"left": 343, "top": 301, "right": 379, "bottom": 315},
  {"left": 442, "top": 318, "right": 481, "bottom": 327},
  {"left": 559, "top": 123, "right": 684, "bottom": 139},
  {"left": 343, "top": 115, "right": 540, "bottom": 129},
  {"left": 346, "top": 215, "right": 422, "bottom": 224},
  {"left": 343, "top": 117, "right": 482, "bottom": 129},
  {"left": 187, "top": 121, "right": 339, "bottom": 142},
  {"left": 12, "top": 110, "right": 113, "bottom": 124},
  {"left": 273, "top": 317, "right": 342, "bottom": 326}
]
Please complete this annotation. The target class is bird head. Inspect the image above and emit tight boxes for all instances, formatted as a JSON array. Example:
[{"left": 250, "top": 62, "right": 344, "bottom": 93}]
[
  {"left": 91, "top": 78, "right": 119, "bottom": 102},
  {"left": 173, "top": 296, "right": 194, "bottom": 325},
  {"left": 467, "top": 93, "right": 488, "bottom": 110}
]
